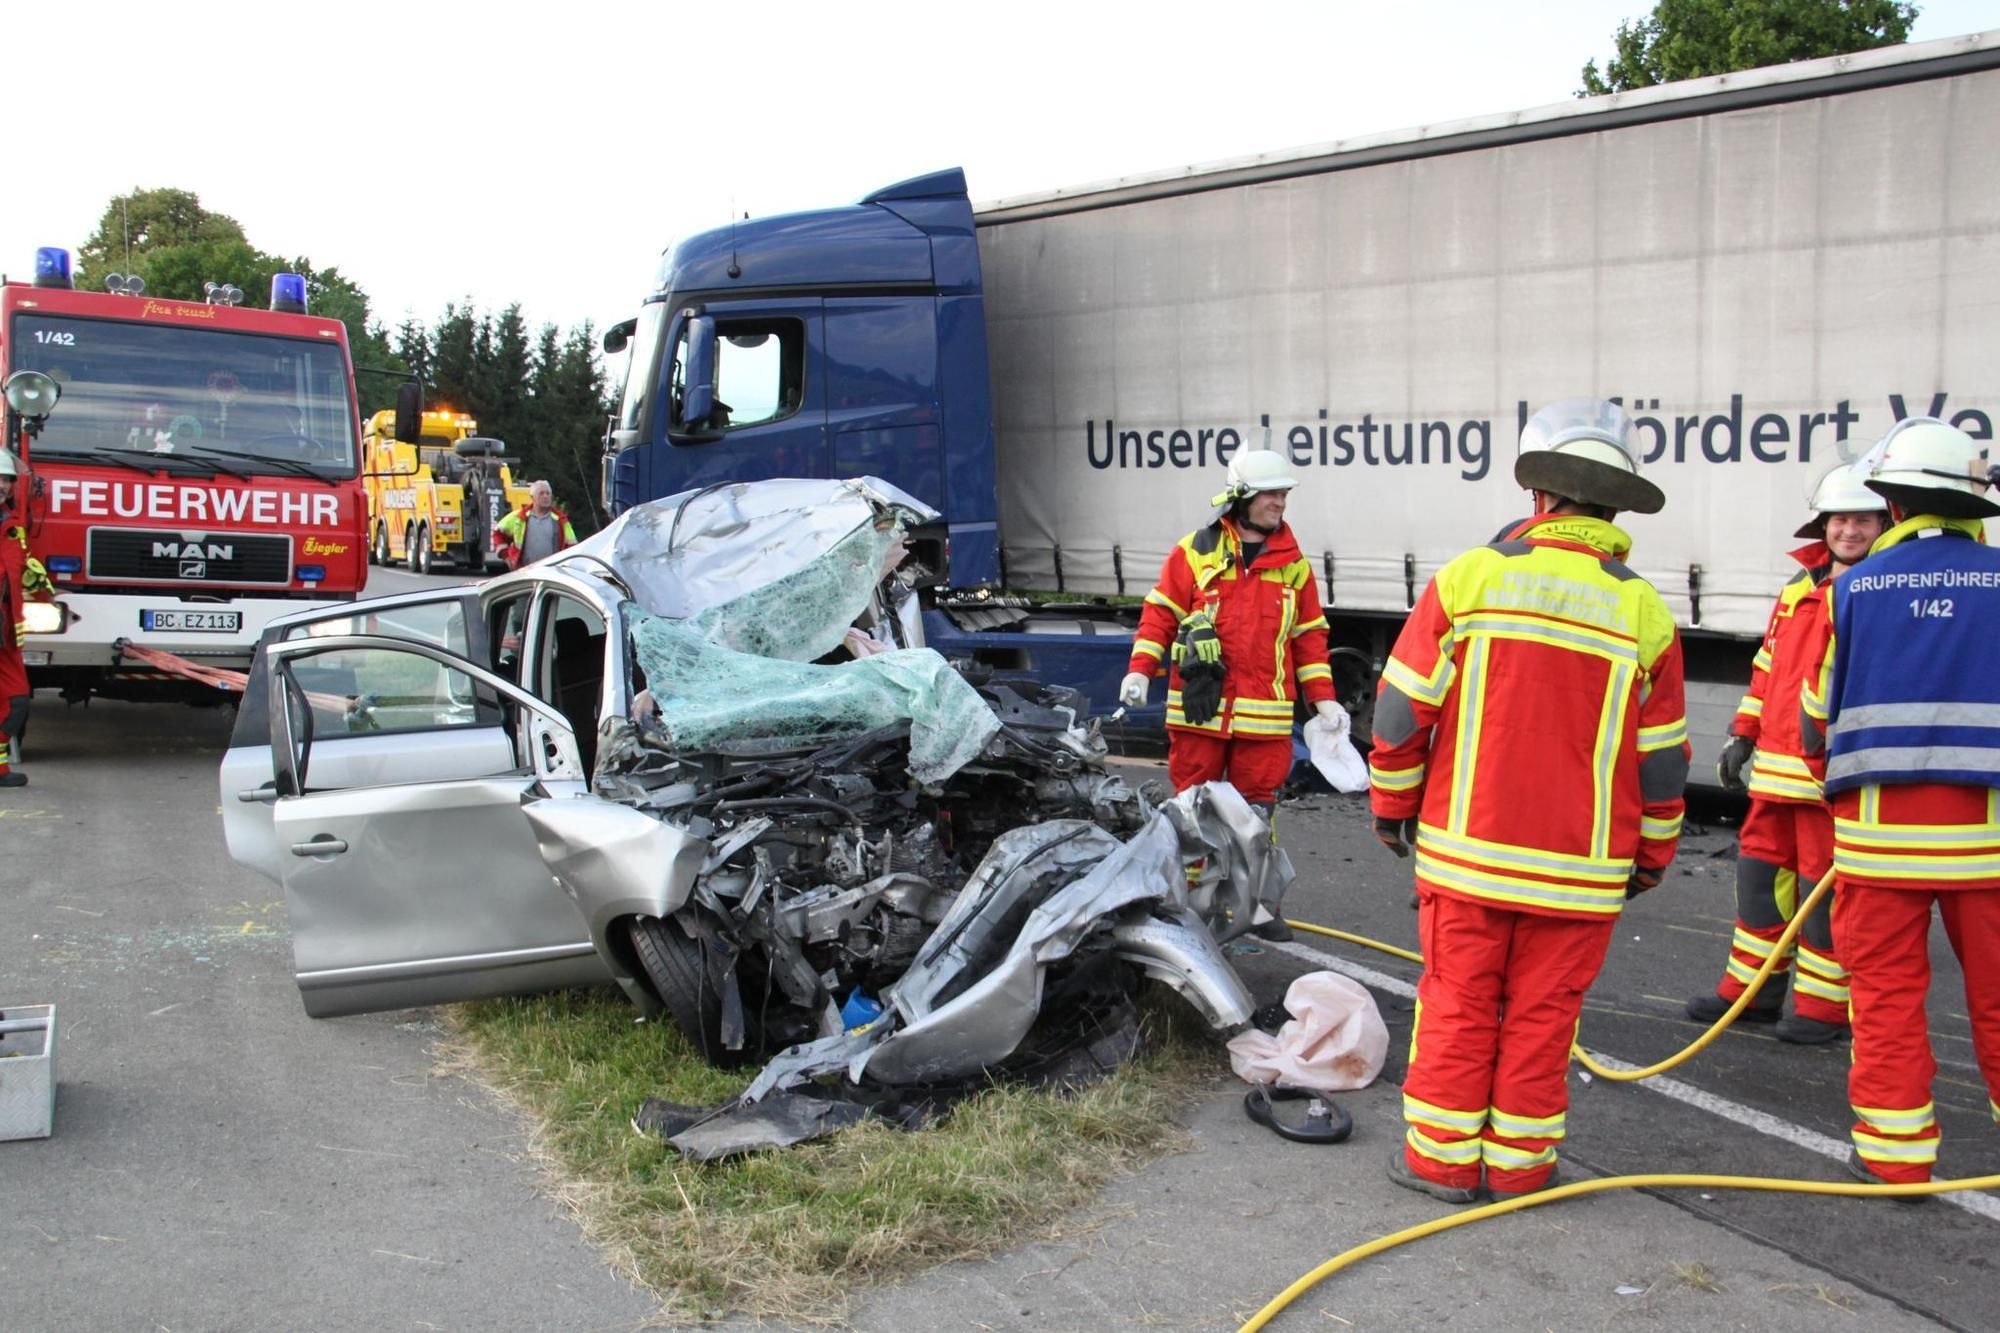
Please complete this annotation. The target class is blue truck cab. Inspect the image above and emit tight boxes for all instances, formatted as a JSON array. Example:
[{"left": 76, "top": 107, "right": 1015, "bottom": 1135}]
[{"left": 601, "top": 168, "right": 1156, "bottom": 730}]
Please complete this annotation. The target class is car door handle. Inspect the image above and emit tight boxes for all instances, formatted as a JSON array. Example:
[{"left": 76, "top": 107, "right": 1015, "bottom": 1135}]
[
  {"left": 290, "top": 837, "right": 348, "bottom": 857},
  {"left": 238, "top": 787, "right": 279, "bottom": 803}
]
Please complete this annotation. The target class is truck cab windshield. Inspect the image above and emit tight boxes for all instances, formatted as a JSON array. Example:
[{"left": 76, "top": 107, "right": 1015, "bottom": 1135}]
[
  {"left": 12, "top": 313, "right": 358, "bottom": 477},
  {"left": 614, "top": 302, "right": 668, "bottom": 433}
]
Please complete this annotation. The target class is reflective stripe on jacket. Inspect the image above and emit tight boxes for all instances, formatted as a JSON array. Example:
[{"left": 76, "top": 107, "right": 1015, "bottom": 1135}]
[
  {"left": 2, "top": 511, "right": 53, "bottom": 647},
  {"left": 1830, "top": 781, "right": 2000, "bottom": 890},
  {"left": 1732, "top": 542, "right": 1835, "bottom": 803},
  {"left": 494, "top": 504, "right": 576, "bottom": 568},
  {"left": 1368, "top": 513, "right": 1690, "bottom": 919},
  {"left": 1128, "top": 517, "right": 1335, "bottom": 738}
]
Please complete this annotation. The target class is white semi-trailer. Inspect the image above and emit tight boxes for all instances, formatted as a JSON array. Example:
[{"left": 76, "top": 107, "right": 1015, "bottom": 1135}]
[{"left": 604, "top": 30, "right": 2000, "bottom": 779}]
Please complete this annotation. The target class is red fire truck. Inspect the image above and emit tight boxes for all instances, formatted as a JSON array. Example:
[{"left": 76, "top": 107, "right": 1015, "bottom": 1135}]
[{"left": 2, "top": 247, "right": 393, "bottom": 702}]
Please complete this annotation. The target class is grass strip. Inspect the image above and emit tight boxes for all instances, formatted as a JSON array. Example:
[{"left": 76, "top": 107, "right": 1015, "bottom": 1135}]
[{"left": 442, "top": 986, "right": 1219, "bottom": 1324}]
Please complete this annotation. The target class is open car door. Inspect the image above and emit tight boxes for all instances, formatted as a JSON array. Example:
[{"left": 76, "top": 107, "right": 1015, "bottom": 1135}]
[{"left": 262, "top": 633, "right": 608, "bottom": 1017}]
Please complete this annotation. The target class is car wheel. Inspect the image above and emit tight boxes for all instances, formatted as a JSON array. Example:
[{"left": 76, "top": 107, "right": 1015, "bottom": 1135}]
[{"left": 628, "top": 914, "right": 727, "bottom": 1060}]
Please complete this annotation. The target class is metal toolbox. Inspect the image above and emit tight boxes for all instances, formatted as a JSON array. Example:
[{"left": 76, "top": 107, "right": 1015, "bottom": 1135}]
[{"left": 0, "top": 1005, "right": 57, "bottom": 1141}]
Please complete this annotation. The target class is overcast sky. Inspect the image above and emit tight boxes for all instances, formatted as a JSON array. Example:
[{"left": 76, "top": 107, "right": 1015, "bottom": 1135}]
[{"left": 7, "top": 1, "right": 1995, "bottom": 337}]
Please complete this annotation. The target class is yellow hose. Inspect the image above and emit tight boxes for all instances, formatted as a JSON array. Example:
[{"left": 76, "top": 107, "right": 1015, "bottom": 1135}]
[
  {"left": 1284, "top": 868, "right": 1839, "bottom": 1081},
  {"left": 1236, "top": 1167, "right": 2000, "bottom": 1333},
  {"left": 1246, "top": 867, "right": 1966, "bottom": 1333}
]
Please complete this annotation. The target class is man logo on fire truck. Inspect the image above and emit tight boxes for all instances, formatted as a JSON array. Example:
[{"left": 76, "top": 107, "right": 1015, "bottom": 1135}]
[{"left": 1, "top": 247, "right": 420, "bottom": 704}]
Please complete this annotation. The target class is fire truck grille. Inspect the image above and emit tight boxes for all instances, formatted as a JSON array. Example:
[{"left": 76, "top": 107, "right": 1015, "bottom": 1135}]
[{"left": 86, "top": 529, "right": 294, "bottom": 586}]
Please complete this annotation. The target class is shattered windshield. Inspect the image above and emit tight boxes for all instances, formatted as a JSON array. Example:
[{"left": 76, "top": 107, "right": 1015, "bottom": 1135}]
[{"left": 626, "top": 511, "right": 997, "bottom": 783}]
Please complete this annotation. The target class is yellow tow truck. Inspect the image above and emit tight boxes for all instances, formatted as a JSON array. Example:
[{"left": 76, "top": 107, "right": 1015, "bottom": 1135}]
[{"left": 362, "top": 407, "right": 531, "bottom": 573}]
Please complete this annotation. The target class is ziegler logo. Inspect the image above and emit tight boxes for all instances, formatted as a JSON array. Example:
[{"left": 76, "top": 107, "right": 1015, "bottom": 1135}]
[
  {"left": 153, "top": 540, "right": 235, "bottom": 561},
  {"left": 302, "top": 537, "right": 349, "bottom": 557}
]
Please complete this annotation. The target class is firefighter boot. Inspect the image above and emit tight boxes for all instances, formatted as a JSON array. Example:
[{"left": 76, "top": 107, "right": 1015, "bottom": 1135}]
[
  {"left": 1775, "top": 1014, "right": 1849, "bottom": 1045},
  {"left": 1845, "top": 1151, "right": 1930, "bottom": 1207},
  {"left": 1386, "top": 1147, "right": 1479, "bottom": 1205},
  {"left": 1686, "top": 972, "right": 1787, "bottom": 1024}
]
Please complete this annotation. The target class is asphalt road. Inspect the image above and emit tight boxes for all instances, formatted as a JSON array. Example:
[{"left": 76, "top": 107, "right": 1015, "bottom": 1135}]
[{"left": 5, "top": 588, "right": 1997, "bottom": 1328}]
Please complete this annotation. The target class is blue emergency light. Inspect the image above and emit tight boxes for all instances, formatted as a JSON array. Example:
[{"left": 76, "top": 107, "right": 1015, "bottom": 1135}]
[
  {"left": 34, "top": 247, "right": 73, "bottom": 290},
  {"left": 270, "top": 273, "right": 308, "bottom": 314},
  {"left": 295, "top": 563, "right": 326, "bottom": 583},
  {"left": 45, "top": 555, "right": 81, "bottom": 574}
]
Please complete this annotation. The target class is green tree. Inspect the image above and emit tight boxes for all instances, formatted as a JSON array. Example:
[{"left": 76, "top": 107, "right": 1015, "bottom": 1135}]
[
  {"left": 1578, "top": 0, "right": 1918, "bottom": 96},
  {"left": 76, "top": 187, "right": 248, "bottom": 287},
  {"left": 429, "top": 303, "right": 480, "bottom": 417},
  {"left": 530, "top": 321, "right": 610, "bottom": 530},
  {"left": 483, "top": 304, "right": 535, "bottom": 450}
]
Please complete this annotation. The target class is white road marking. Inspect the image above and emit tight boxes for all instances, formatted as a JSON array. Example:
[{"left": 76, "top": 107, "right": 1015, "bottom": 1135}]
[{"left": 1269, "top": 938, "right": 2000, "bottom": 1223}]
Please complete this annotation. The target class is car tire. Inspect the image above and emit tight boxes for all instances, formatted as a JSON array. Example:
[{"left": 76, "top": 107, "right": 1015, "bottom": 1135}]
[{"left": 628, "top": 914, "right": 726, "bottom": 1060}]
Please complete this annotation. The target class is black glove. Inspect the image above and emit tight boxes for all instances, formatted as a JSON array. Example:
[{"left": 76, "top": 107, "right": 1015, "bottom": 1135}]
[
  {"left": 1374, "top": 815, "right": 1417, "bottom": 858},
  {"left": 1716, "top": 735, "right": 1754, "bottom": 794},
  {"left": 1625, "top": 865, "right": 1665, "bottom": 899},
  {"left": 1177, "top": 657, "right": 1225, "bottom": 728},
  {"left": 1171, "top": 610, "right": 1226, "bottom": 727}
]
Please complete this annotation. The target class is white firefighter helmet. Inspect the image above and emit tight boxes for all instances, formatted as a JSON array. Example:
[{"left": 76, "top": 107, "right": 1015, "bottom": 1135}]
[
  {"left": 1210, "top": 449, "right": 1299, "bottom": 508},
  {"left": 1513, "top": 398, "right": 1664, "bottom": 515},
  {"left": 1793, "top": 457, "right": 1888, "bottom": 538},
  {"left": 1864, "top": 417, "right": 2000, "bottom": 520},
  {"left": 0, "top": 449, "right": 19, "bottom": 478}
]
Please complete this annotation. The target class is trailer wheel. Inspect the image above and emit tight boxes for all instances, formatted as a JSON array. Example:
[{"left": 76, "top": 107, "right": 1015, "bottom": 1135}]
[{"left": 627, "top": 914, "right": 725, "bottom": 1060}]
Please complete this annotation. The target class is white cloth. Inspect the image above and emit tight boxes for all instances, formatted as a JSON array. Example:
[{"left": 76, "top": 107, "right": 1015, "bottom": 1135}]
[
  {"left": 1227, "top": 970, "right": 1389, "bottom": 1093},
  {"left": 1302, "top": 709, "right": 1368, "bottom": 793}
]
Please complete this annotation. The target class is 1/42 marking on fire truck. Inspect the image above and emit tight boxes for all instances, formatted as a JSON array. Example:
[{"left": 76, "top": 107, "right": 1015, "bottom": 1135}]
[
  {"left": 1910, "top": 598, "right": 1955, "bottom": 618},
  {"left": 140, "top": 609, "right": 243, "bottom": 633},
  {"left": 32, "top": 330, "right": 75, "bottom": 345}
]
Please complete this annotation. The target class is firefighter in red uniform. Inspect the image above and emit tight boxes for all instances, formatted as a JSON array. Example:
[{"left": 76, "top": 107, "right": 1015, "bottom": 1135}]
[
  {"left": 1370, "top": 399, "right": 1690, "bottom": 1203},
  {"left": 1688, "top": 461, "right": 1887, "bottom": 1043},
  {"left": 0, "top": 449, "right": 54, "bottom": 789},
  {"left": 1119, "top": 450, "right": 1339, "bottom": 812},
  {"left": 1804, "top": 418, "right": 2000, "bottom": 1190}
]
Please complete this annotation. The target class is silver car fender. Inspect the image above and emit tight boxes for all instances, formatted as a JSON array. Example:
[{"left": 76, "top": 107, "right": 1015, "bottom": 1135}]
[{"left": 521, "top": 795, "right": 711, "bottom": 1009}]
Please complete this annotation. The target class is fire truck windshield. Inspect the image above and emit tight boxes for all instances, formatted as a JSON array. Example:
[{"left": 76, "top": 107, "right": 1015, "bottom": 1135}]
[{"left": 11, "top": 313, "right": 358, "bottom": 477}]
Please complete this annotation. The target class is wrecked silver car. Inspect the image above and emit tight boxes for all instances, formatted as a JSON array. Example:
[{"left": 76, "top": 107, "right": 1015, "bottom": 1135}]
[{"left": 219, "top": 478, "right": 1291, "bottom": 1091}]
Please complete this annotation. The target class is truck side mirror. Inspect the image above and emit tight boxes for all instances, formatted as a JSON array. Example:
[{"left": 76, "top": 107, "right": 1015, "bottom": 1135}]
[
  {"left": 603, "top": 318, "right": 637, "bottom": 355},
  {"left": 680, "top": 315, "right": 718, "bottom": 431},
  {"left": 394, "top": 381, "right": 424, "bottom": 445}
]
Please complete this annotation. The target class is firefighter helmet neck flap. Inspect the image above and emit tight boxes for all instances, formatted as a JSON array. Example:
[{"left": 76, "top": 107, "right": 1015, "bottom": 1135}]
[
  {"left": 1514, "top": 399, "right": 1665, "bottom": 516},
  {"left": 1863, "top": 417, "right": 2000, "bottom": 520}
]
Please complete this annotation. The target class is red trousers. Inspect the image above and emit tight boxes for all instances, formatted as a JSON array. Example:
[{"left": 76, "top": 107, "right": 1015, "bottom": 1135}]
[
  {"left": 1835, "top": 882, "right": 2000, "bottom": 1182},
  {"left": 1166, "top": 730, "right": 1293, "bottom": 807},
  {"left": 1400, "top": 891, "right": 1615, "bottom": 1193},
  {"left": 1710, "top": 798, "right": 1846, "bottom": 1023},
  {"left": 0, "top": 641, "right": 26, "bottom": 777}
]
